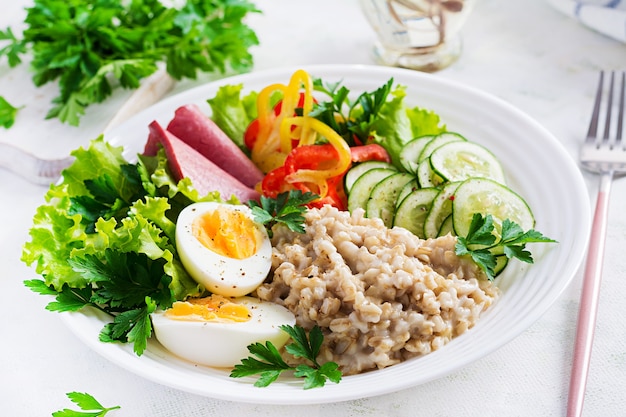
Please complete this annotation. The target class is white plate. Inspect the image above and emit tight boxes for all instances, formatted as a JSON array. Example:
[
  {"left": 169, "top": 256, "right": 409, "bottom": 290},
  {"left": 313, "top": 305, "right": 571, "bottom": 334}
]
[{"left": 61, "top": 64, "right": 590, "bottom": 405}]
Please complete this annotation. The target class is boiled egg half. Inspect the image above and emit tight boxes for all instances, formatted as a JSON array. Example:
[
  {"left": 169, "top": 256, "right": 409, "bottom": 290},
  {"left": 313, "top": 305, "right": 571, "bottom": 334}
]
[
  {"left": 176, "top": 202, "right": 272, "bottom": 297},
  {"left": 151, "top": 295, "right": 296, "bottom": 367}
]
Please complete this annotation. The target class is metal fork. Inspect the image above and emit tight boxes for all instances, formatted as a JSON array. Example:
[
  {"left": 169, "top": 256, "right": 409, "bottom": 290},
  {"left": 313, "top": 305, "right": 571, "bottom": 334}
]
[
  {"left": 568, "top": 70, "right": 626, "bottom": 417},
  {"left": 0, "top": 68, "right": 174, "bottom": 185}
]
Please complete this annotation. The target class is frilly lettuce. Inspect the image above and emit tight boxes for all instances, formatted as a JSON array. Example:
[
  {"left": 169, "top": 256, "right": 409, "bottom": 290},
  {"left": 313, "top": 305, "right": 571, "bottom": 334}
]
[{"left": 21, "top": 137, "right": 224, "bottom": 354}]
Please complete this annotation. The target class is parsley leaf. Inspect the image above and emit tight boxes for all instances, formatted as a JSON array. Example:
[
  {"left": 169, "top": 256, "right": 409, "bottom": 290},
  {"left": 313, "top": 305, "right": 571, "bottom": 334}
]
[
  {"left": 248, "top": 190, "right": 318, "bottom": 238},
  {"left": 0, "top": 96, "right": 21, "bottom": 128},
  {"left": 455, "top": 213, "right": 557, "bottom": 280},
  {"left": 52, "top": 392, "right": 120, "bottom": 417},
  {"left": 0, "top": 0, "right": 260, "bottom": 126},
  {"left": 230, "top": 325, "right": 342, "bottom": 389},
  {"left": 230, "top": 341, "right": 292, "bottom": 387}
]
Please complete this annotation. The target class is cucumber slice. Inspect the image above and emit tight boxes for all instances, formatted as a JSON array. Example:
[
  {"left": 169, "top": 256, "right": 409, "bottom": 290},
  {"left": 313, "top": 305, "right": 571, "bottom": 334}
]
[
  {"left": 399, "top": 135, "right": 435, "bottom": 174},
  {"left": 366, "top": 172, "right": 415, "bottom": 227},
  {"left": 423, "top": 181, "right": 461, "bottom": 238},
  {"left": 493, "top": 255, "right": 509, "bottom": 276},
  {"left": 396, "top": 179, "right": 419, "bottom": 207},
  {"left": 417, "top": 132, "right": 466, "bottom": 163},
  {"left": 452, "top": 177, "right": 535, "bottom": 238},
  {"left": 430, "top": 141, "right": 506, "bottom": 184},
  {"left": 416, "top": 158, "right": 445, "bottom": 188},
  {"left": 347, "top": 168, "right": 397, "bottom": 213},
  {"left": 344, "top": 161, "right": 396, "bottom": 194},
  {"left": 438, "top": 215, "right": 454, "bottom": 236},
  {"left": 393, "top": 188, "right": 439, "bottom": 238}
]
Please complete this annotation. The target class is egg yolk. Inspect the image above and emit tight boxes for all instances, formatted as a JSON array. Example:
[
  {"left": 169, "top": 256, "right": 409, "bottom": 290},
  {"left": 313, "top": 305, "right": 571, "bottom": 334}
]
[
  {"left": 164, "top": 295, "right": 251, "bottom": 322},
  {"left": 192, "top": 207, "right": 260, "bottom": 259}
]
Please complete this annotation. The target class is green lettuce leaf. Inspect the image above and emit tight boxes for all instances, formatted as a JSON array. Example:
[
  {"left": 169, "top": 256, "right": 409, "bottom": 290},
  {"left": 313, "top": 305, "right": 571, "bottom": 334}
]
[
  {"left": 368, "top": 86, "right": 414, "bottom": 168},
  {"left": 406, "top": 107, "right": 447, "bottom": 139},
  {"left": 206, "top": 84, "right": 258, "bottom": 152}
]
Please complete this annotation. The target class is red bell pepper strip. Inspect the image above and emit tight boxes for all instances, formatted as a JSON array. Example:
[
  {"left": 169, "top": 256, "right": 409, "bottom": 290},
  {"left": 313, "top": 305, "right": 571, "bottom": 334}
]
[
  {"left": 284, "top": 144, "right": 339, "bottom": 173},
  {"left": 307, "top": 175, "right": 347, "bottom": 211}
]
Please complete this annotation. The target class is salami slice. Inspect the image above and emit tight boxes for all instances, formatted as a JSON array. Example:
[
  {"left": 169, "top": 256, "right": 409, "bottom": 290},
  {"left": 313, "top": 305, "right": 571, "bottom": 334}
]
[
  {"left": 145, "top": 121, "right": 260, "bottom": 202},
  {"left": 167, "top": 104, "right": 264, "bottom": 188}
]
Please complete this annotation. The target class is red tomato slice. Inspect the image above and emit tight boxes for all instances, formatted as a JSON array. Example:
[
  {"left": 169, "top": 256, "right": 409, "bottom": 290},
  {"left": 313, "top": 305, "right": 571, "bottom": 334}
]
[
  {"left": 261, "top": 166, "right": 290, "bottom": 198},
  {"left": 350, "top": 144, "right": 391, "bottom": 163},
  {"left": 244, "top": 118, "right": 259, "bottom": 150}
]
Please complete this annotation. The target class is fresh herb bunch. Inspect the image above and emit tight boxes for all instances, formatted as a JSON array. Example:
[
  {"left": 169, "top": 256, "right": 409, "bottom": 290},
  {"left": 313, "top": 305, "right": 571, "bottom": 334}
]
[
  {"left": 52, "top": 392, "right": 120, "bottom": 417},
  {"left": 248, "top": 190, "right": 318, "bottom": 238},
  {"left": 0, "top": 0, "right": 260, "bottom": 126},
  {"left": 230, "top": 325, "right": 342, "bottom": 389},
  {"left": 455, "top": 213, "right": 556, "bottom": 280}
]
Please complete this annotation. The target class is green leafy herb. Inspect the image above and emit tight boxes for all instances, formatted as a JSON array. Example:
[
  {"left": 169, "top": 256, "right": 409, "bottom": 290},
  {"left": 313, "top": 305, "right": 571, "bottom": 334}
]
[
  {"left": 230, "top": 325, "right": 342, "bottom": 389},
  {"left": 311, "top": 77, "right": 394, "bottom": 146},
  {"left": 52, "top": 392, "right": 120, "bottom": 417},
  {"left": 0, "top": 95, "right": 20, "bottom": 128},
  {"left": 455, "top": 213, "right": 556, "bottom": 280},
  {"left": 248, "top": 190, "right": 318, "bottom": 238},
  {"left": 0, "top": 0, "right": 260, "bottom": 126}
]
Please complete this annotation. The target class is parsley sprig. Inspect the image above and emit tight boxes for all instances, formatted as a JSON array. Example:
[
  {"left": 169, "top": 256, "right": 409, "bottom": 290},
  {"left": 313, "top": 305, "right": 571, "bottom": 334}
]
[
  {"left": 24, "top": 249, "right": 173, "bottom": 355},
  {"left": 455, "top": 213, "right": 556, "bottom": 280},
  {"left": 311, "top": 77, "right": 394, "bottom": 146},
  {"left": 52, "top": 392, "right": 120, "bottom": 417},
  {"left": 248, "top": 190, "right": 318, "bottom": 238},
  {"left": 0, "top": 0, "right": 259, "bottom": 126},
  {"left": 230, "top": 325, "right": 342, "bottom": 389}
]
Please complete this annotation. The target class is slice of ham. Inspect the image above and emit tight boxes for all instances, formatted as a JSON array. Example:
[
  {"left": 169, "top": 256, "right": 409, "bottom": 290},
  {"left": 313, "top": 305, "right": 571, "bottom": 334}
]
[
  {"left": 145, "top": 121, "right": 260, "bottom": 202},
  {"left": 166, "top": 104, "right": 264, "bottom": 188}
]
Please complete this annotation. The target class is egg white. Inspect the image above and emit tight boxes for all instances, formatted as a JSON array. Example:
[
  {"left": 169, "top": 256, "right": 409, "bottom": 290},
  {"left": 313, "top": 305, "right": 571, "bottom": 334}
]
[
  {"left": 176, "top": 202, "right": 272, "bottom": 297},
  {"left": 150, "top": 297, "right": 296, "bottom": 368}
]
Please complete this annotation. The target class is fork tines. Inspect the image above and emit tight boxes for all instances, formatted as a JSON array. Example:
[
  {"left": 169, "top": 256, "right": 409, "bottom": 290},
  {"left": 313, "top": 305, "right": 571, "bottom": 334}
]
[{"left": 586, "top": 70, "right": 626, "bottom": 150}]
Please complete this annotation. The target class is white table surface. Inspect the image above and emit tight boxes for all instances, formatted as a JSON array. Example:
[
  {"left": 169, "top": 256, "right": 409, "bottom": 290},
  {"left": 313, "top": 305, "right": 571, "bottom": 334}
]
[{"left": 1, "top": 1, "right": 625, "bottom": 416}]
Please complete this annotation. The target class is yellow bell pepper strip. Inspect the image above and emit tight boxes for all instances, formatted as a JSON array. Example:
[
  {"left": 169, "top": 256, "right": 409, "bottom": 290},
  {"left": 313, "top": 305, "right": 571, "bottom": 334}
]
[{"left": 249, "top": 69, "right": 316, "bottom": 173}]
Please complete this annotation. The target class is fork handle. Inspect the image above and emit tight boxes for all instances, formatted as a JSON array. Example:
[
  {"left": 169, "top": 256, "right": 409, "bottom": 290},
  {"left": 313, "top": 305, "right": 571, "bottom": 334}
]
[{"left": 567, "top": 170, "right": 613, "bottom": 417}]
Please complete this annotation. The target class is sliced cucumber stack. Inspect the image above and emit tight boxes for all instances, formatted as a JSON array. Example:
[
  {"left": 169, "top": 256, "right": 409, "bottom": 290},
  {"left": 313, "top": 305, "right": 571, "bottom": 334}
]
[
  {"left": 342, "top": 131, "right": 534, "bottom": 274},
  {"left": 347, "top": 168, "right": 397, "bottom": 213}
]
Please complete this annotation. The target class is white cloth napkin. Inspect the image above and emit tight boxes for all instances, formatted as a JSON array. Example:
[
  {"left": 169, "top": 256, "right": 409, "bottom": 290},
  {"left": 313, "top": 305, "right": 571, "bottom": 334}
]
[{"left": 548, "top": 0, "right": 626, "bottom": 43}]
